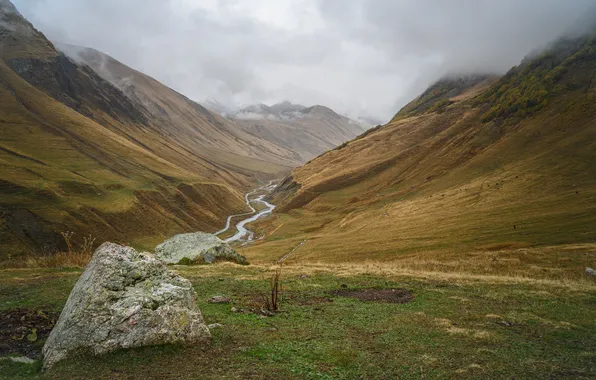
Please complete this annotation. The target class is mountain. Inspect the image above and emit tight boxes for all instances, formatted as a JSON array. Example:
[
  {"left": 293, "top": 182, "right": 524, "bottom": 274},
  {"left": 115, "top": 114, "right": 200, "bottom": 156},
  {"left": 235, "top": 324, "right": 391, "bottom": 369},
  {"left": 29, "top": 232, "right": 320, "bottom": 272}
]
[
  {"left": 55, "top": 43, "right": 303, "bottom": 169},
  {"left": 200, "top": 98, "right": 236, "bottom": 118},
  {"left": 0, "top": 1, "right": 298, "bottom": 260},
  {"left": 232, "top": 101, "right": 366, "bottom": 162},
  {"left": 242, "top": 34, "right": 596, "bottom": 262}
]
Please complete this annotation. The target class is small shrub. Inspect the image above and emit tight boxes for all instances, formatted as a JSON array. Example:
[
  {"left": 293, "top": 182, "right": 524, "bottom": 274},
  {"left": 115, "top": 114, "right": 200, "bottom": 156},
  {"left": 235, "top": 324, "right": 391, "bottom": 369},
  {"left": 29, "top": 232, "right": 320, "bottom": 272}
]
[{"left": 263, "top": 265, "right": 283, "bottom": 312}]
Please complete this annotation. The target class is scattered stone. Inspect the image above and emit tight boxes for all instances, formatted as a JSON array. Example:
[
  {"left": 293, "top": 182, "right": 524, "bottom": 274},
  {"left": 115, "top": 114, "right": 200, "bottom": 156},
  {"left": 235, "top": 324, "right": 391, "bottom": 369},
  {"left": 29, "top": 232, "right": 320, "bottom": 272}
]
[
  {"left": 230, "top": 307, "right": 238, "bottom": 313},
  {"left": 207, "top": 323, "right": 223, "bottom": 330},
  {"left": 155, "top": 232, "right": 248, "bottom": 265},
  {"left": 258, "top": 308, "right": 275, "bottom": 317},
  {"left": 497, "top": 320, "right": 513, "bottom": 327},
  {"left": 586, "top": 267, "right": 596, "bottom": 277},
  {"left": 298, "top": 274, "right": 309, "bottom": 279},
  {"left": 0, "top": 356, "right": 36, "bottom": 364},
  {"left": 42, "top": 242, "right": 211, "bottom": 370},
  {"left": 209, "top": 296, "right": 231, "bottom": 304}
]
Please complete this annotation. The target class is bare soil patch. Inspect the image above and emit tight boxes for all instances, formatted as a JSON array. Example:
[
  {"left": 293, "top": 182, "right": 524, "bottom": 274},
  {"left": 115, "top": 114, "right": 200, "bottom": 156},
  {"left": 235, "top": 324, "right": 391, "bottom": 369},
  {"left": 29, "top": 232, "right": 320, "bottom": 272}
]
[
  {"left": 0, "top": 309, "right": 58, "bottom": 358},
  {"left": 332, "top": 288, "right": 414, "bottom": 304}
]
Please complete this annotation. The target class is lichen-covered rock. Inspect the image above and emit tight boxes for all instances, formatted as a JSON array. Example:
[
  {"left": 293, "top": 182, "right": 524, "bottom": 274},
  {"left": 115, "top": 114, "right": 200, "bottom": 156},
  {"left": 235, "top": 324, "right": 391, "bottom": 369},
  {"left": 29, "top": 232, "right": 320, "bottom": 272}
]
[
  {"left": 42, "top": 243, "right": 210, "bottom": 370},
  {"left": 155, "top": 232, "right": 248, "bottom": 265}
]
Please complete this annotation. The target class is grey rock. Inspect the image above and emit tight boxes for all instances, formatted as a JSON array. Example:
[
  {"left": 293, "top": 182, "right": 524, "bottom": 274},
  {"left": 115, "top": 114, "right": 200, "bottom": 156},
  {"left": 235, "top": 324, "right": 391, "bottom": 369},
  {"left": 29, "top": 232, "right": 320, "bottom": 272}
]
[
  {"left": 208, "top": 323, "right": 223, "bottom": 329},
  {"left": 258, "top": 308, "right": 275, "bottom": 317},
  {"left": 586, "top": 267, "right": 596, "bottom": 277},
  {"left": 155, "top": 232, "right": 247, "bottom": 265},
  {"left": 209, "top": 296, "right": 231, "bottom": 304},
  {"left": 42, "top": 243, "right": 210, "bottom": 370}
]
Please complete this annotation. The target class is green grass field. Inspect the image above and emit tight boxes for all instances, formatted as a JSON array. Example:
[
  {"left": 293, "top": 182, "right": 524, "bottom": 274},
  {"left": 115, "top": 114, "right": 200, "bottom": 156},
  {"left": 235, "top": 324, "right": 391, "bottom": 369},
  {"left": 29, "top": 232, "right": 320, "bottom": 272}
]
[{"left": 1, "top": 262, "right": 594, "bottom": 379}]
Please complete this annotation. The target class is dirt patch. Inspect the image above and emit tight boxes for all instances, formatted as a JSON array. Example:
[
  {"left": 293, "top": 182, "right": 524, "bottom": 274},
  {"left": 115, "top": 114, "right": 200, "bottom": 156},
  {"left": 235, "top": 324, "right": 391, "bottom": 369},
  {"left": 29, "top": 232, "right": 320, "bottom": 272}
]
[
  {"left": 286, "top": 294, "right": 334, "bottom": 306},
  {"left": 0, "top": 309, "right": 59, "bottom": 358},
  {"left": 332, "top": 288, "right": 414, "bottom": 304}
]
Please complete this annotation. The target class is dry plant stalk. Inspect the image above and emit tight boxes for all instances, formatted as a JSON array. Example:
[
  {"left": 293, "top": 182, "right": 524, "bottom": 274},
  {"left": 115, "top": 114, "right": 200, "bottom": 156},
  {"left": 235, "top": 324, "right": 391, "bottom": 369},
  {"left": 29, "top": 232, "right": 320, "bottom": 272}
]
[
  {"left": 60, "top": 231, "right": 75, "bottom": 253},
  {"left": 81, "top": 234, "right": 96, "bottom": 255},
  {"left": 264, "top": 265, "right": 283, "bottom": 311}
]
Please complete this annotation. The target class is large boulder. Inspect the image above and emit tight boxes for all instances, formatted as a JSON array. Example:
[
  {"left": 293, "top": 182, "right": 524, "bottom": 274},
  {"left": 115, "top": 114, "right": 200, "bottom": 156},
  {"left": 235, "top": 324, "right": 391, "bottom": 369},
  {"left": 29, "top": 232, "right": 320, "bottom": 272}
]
[
  {"left": 155, "top": 232, "right": 248, "bottom": 265},
  {"left": 42, "top": 243, "right": 210, "bottom": 370}
]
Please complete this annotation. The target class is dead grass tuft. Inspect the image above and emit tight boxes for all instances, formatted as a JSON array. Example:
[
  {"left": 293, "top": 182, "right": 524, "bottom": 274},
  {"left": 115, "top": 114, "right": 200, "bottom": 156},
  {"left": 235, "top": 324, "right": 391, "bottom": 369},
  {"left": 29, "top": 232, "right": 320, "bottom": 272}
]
[{"left": 18, "top": 232, "right": 96, "bottom": 269}]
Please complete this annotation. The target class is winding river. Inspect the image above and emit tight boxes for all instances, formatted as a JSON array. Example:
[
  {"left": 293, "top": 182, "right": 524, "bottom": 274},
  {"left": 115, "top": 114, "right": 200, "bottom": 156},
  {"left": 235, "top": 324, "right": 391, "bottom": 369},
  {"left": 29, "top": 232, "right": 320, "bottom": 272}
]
[{"left": 215, "top": 181, "right": 277, "bottom": 244}]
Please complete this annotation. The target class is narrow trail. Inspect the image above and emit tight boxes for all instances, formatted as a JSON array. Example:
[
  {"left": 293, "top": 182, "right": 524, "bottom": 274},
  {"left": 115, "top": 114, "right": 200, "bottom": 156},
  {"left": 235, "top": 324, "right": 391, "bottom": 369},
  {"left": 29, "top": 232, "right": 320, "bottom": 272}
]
[
  {"left": 215, "top": 181, "right": 277, "bottom": 244},
  {"left": 278, "top": 239, "right": 308, "bottom": 263}
]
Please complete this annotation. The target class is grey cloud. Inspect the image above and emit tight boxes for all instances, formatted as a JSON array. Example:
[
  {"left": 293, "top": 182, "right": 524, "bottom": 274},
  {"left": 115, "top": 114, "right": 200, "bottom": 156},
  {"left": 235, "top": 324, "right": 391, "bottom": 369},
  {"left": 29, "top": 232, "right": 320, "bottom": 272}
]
[{"left": 12, "top": 0, "right": 596, "bottom": 122}]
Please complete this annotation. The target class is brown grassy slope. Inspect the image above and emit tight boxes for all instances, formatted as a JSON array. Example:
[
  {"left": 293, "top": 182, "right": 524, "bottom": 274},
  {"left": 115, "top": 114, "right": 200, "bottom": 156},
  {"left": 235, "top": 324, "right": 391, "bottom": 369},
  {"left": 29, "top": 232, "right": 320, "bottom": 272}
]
[
  {"left": 241, "top": 36, "right": 596, "bottom": 264},
  {"left": 0, "top": 59, "right": 248, "bottom": 258},
  {"left": 0, "top": 3, "right": 292, "bottom": 260}
]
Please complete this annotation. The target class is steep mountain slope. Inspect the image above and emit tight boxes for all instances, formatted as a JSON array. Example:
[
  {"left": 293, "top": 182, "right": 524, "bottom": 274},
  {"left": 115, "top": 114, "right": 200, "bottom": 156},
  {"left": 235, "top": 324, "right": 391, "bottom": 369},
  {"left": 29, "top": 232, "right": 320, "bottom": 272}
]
[
  {"left": 242, "top": 34, "right": 596, "bottom": 263},
  {"left": 0, "top": 1, "right": 294, "bottom": 260},
  {"left": 232, "top": 101, "right": 366, "bottom": 162},
  {"left": 56, "top": 43, "right": 303, "bottom": 169}
]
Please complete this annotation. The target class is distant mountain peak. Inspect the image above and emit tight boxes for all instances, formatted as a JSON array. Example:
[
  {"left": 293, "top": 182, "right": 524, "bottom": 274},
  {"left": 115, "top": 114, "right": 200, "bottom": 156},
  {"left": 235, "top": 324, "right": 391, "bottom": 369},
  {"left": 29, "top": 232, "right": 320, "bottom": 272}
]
[
  {"left": 0, "top": 0, "right": 20, "bottom": 16},
  {"left": 0, "top": 0, "right": 57, "bottom": 60}
]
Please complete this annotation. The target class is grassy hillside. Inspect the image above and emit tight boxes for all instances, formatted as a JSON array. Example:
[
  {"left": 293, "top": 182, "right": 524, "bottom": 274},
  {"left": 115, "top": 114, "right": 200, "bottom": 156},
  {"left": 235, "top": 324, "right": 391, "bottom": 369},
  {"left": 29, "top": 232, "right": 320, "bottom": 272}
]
[
  {"left": 0, "top": 3, "right": 294, "bottom": 261},
  {"left": 239, "top": 34, "right": 596, "bottom": 266}
]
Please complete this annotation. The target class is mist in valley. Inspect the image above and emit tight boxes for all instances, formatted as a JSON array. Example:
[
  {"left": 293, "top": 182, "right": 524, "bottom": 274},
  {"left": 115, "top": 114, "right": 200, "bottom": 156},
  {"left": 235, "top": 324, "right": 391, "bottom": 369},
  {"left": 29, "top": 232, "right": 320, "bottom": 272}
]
[{"left": 12, "top": 0, "right": 596, "bottom": 123}]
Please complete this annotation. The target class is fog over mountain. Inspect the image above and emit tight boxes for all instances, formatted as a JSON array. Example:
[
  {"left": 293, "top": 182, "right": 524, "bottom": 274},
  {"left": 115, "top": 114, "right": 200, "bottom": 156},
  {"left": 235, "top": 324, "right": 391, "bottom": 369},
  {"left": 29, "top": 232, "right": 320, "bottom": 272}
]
[{"left": 13, "top": 0, "right": 596, "bottom": 123}]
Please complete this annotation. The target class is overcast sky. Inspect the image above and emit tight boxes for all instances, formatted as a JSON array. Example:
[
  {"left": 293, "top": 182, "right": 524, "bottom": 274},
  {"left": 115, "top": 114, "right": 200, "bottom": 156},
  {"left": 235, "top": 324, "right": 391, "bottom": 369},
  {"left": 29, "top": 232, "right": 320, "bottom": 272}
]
[{"left": 13, "top": 0, "right": 596, "bottom": 123}]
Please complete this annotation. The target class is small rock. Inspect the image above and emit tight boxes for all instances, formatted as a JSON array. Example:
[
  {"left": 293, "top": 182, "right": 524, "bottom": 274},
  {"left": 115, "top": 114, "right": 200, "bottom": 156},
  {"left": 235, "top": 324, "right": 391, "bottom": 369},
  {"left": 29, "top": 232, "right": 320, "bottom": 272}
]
[
  {"left": 208, "top": 323, "right": 223, "bottom": 330},
  {"left": 209, "top": 296, "right": 231, "bottom": 304},
  {"left": 230, "top": 307, "right": 238, "bottom": 313},
  {"left": 497, "top": 320, "right": 513, "bottom": 327},
  {"left": 155, "top": 232, "right": 247, "bottom": 265},
  {"left": 259, "top": 308, "right": 275, "bottom": 317},
  {"left": 586, "top": 267, "right": 596, "bottom": 277},
  {"left": 298, "top": 274, "right": 309, "bottom": 279}
]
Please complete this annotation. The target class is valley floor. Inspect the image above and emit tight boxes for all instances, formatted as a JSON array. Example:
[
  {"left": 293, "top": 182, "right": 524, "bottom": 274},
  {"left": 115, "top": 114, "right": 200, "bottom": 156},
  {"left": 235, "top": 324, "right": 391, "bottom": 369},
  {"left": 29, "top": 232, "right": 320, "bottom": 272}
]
[{"left": 1, "top": 253, "right": 595, "bottom": 379}]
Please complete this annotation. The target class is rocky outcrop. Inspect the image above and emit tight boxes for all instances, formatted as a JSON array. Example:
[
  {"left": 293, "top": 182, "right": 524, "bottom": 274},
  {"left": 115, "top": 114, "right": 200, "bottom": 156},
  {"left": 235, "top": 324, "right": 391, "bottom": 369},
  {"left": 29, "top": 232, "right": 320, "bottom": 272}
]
[
  {"left": 42, "top": 242, "right": 210, "bottom": 370},
  {"left": 155, "top": 232, "right": 248, "bottom": 265}
]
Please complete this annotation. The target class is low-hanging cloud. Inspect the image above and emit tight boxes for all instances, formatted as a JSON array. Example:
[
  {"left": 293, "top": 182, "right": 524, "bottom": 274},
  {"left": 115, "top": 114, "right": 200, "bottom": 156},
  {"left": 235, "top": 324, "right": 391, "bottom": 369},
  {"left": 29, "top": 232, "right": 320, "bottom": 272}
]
[{"left": 12, "top": 0, "right": 596, "bottom": 123}]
